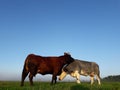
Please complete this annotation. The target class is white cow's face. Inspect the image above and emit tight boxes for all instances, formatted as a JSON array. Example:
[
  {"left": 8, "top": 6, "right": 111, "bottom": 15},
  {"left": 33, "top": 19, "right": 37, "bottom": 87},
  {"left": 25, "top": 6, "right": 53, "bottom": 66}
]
[{"left": 59, "top": 70, "right": 67, "bottom": 80}]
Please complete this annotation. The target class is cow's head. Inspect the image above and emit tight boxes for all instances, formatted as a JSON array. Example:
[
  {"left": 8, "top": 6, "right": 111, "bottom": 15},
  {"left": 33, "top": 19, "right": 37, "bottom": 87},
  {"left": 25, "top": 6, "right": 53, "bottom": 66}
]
[
  {"left": 59, "top": 69, "right": 68, "bottom": 80},
  {"left": 64, "top": 52, "right": 74, "bottom": 64},
  {"left": 59, "top": 66, "right": 73, "bottom": 80},
  {"left": 59, "top": 68, "right": 79, "bottom": 81}
]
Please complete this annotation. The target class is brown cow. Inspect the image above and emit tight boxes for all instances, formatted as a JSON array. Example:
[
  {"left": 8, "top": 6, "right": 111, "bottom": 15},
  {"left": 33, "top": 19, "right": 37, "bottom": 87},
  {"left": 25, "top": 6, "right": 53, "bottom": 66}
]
[{"left": 20, "top": 52, "right": 74, "bottom": 86}]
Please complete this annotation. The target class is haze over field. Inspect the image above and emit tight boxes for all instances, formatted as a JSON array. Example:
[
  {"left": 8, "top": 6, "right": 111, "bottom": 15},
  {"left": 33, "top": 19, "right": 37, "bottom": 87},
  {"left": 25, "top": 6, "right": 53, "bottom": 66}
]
[{"left": 0, "top": 0, "right": 120, "bottom": 81}]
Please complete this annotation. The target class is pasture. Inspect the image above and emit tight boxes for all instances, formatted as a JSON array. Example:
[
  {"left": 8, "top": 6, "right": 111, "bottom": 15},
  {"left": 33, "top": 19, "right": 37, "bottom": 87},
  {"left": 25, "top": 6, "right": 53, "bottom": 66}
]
[{"left": 0, "top": 81, "right": 120, "bottom": 90}]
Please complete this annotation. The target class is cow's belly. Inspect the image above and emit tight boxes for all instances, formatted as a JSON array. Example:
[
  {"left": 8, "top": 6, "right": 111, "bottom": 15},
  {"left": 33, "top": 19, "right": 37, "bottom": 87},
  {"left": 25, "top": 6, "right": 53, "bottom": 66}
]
[
  {"left": 37, "top": 68, "right": 53, "bottom": 75},
  {"left": 80, "top": 70, "right": 95, "bottom": 76}
]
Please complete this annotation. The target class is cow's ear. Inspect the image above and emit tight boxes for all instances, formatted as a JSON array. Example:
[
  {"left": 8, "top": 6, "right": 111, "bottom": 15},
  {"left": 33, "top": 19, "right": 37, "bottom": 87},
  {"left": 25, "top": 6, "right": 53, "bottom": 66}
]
[{"left": 64, "top": 52, "right": 71, "bottom": 56}]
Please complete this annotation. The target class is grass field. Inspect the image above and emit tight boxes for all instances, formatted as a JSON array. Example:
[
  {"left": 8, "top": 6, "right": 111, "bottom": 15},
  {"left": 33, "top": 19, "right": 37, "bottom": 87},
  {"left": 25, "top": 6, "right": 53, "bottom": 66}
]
[{"left": 0, "top": 81, "right": 120, "bottom": 90}]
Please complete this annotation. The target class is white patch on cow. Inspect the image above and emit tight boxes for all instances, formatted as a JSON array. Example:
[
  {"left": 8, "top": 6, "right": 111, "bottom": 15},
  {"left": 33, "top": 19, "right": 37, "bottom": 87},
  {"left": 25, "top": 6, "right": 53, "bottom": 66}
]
[
  {"left": 81, "top": 70, "right": 86, "bottom": 75},
  {"left": 76, "top": 73, "right": 80, "bottom": 84},
  {"left": 76, "top": 79, "right": 80, "bottom": 83},
  {"left": 70, "top": 70, "right": 81, "bottom": 84},
  {"left": 70, "top": 70, "right": 79, "bottom": 77},
  {"left": 90, "top": 76, "right": 94, "bottom": 85},
  {"left": 80, "top": 70, "right": 88, "bottom": 76}
]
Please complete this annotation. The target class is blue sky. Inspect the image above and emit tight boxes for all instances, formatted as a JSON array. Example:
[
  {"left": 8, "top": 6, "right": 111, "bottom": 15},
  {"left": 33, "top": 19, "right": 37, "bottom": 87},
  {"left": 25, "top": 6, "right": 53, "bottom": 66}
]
[{"left": 0, "top": 0, "right": 120, "bottom": 81}]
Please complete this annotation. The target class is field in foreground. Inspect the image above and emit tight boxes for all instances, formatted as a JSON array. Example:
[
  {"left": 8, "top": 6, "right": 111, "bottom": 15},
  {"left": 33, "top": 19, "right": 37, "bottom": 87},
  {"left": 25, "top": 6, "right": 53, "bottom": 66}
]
[{"left": 0, "top": 81, "right": 120, "bottom": 90}]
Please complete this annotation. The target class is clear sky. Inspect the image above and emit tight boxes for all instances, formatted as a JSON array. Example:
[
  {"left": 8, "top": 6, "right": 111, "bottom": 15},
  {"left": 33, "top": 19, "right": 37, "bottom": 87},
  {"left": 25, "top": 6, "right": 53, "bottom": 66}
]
[{"left": 0, "top": 0, "right": 120, "bottom": 81}]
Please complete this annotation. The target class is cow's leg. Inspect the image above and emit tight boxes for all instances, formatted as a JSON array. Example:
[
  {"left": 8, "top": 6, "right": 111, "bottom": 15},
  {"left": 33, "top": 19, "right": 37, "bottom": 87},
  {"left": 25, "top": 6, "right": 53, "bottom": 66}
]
[
  {"left": 70, "top": 70, "right": 81, "bottom": 84},
  {"left": 55, "top": 76, "right": 57, "bottom": 84},
  {"left": 96, "top": 75, "right": 101, "bottom": 85},
  {"left": 71, "top": 71, "right": 81, "bottom": 84},
  {"left": 29, "top": 73, "right": 34, "bottom": 86},
  {"left": 90, "top": 76, "right": 94, "bottom": 85},
  {"left": 51, "top": 74, "right": 57, "bottom": 84},
  {"left": 76, "top": 74, "right": 80, "bottom": 84}
]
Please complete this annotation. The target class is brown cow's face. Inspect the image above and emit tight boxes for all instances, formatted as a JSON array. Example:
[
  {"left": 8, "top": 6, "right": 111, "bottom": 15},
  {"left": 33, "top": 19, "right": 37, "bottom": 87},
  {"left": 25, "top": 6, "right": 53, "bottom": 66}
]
[
  {"left": 64, "top": 52, "right": 74, "bottom": 64},
  {"left": 66, "top": 55, "right": 74, "bottom": 64}
]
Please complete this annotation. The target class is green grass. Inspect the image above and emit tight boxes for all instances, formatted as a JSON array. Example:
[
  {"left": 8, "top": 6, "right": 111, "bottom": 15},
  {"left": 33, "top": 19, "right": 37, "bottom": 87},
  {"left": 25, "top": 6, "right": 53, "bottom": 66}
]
[{"left": 0, "top": 81, "right": 120, "bottom": 90}]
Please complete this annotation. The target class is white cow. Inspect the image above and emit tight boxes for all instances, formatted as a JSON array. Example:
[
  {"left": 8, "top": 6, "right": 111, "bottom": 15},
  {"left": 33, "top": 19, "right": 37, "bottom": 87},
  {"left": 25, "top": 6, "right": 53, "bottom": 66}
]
[{"left": 59, "top": 60, "right": 101, "bottom": 85}]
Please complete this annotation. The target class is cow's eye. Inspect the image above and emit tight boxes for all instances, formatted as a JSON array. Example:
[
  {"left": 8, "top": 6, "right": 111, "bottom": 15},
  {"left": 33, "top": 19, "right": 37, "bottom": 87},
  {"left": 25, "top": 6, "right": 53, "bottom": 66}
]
[{"left": 63, "top": 68, "right": 68, "bottom": 72}]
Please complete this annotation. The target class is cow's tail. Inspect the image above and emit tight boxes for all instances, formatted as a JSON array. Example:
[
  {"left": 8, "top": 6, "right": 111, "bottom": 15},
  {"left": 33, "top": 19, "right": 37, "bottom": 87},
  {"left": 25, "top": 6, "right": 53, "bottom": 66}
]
[{"left": 20, "top": 56, "right": 29, "bottom": 86}]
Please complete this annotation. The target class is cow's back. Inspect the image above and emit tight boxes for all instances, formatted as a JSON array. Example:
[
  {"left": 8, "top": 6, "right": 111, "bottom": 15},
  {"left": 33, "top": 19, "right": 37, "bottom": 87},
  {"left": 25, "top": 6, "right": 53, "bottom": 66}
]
[
  {"left": 63, "top": 60, "right": 100, "bottom": 75},
  {"left": 63, "top": 60, "right": 81, "bottom": 73},
  {"left": 30, "top": 56, "right": 66, "bottom": 75},
  {"left": 76, "top": 59, "right": 100, "bottom": 75}
]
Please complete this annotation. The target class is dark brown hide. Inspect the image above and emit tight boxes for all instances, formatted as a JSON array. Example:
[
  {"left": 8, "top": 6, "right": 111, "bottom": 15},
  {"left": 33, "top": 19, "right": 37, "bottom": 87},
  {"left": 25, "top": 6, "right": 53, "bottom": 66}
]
[{"left": 20, "top": 53, "right": 74, "bottom": 86}]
